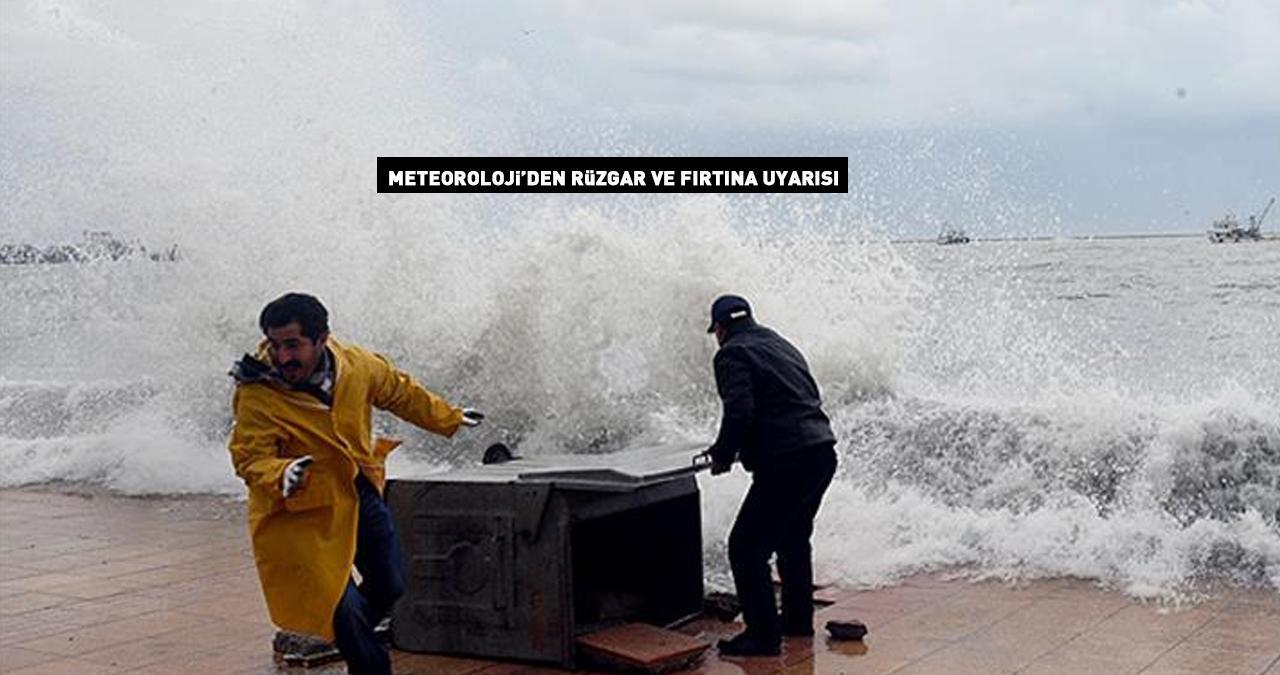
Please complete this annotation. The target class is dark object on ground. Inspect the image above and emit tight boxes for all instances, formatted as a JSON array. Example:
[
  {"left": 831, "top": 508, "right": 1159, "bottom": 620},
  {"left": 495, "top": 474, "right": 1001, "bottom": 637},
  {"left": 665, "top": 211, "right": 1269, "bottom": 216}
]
[
  {"left": 482, "top": 442, "right": 518, "bottom": 464},
  {"left": 272, "top": 631, "right": 342, "bottom": 667},
  {"left": 716, "top": 631, "right": 780, "bottom": 657},
  {"left": 576, "top": 622, "right": 709, "bottom": 673},
  {"left": 703, "top": 592, "right": 740, "bottom": 621},
  {"left": 825, "top": 619, "right": 868, "bottom": 641}
]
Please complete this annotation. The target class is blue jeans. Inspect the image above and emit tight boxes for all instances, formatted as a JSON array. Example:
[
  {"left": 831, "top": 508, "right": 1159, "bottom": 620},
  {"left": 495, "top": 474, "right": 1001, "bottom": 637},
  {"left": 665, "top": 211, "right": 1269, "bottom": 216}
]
[{"left": 333, "top": 475, "right": 407, "bottom": 675}]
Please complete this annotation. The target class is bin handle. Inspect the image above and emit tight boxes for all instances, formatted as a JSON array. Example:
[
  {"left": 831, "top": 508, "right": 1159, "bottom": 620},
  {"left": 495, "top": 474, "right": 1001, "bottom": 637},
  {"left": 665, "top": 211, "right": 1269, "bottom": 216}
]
[{"left": 691, "top": 451, "right": 713, "bottom": 472}]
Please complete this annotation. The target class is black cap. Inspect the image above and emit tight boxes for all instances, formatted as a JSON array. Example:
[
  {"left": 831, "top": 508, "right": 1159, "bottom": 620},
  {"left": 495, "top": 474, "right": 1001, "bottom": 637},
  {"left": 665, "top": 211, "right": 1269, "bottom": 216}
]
[{"left": 707, "top": 294, "right": 752, "bottom": 333}]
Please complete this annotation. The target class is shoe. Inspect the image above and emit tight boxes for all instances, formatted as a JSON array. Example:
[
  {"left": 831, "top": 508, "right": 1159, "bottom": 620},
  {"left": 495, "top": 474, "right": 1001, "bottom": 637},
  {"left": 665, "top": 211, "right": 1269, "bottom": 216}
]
[
  {"left": 272, "top": 631, "right": 342, "bottom": 667},
  {"left": 825, "top": 619, "right": 868, "bottom": 641},
  {"left": 717, "top": 632, "right": 781, "bottom": 657}
]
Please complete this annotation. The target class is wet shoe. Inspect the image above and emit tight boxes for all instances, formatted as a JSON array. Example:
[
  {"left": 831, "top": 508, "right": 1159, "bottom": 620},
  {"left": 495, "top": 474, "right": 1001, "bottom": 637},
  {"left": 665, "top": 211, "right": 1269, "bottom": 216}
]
[
  {"left": 825, "top": 619, "right": 868, "bottom": 641},
  {"left": 717, "top": 632, "right": 781, "bottom": 657},
  {"left": 272, "top": 631, "right": 341, "bottom": 667}
]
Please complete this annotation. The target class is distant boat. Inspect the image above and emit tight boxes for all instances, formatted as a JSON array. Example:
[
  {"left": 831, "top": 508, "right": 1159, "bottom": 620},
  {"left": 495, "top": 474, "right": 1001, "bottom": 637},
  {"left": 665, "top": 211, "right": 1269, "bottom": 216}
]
[
  {"left": 1208, "top": 196, "right": 1273, "bottom": 243},
  {"left": 937, "top": 227, "right": 971, "bottom": 245}
]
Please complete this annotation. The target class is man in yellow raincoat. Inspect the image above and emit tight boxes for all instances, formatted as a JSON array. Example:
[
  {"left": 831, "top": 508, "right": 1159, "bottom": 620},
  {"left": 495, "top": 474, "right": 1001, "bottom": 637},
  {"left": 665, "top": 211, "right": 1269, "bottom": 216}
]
[{"left": 228, "top": 293, "right": 482, "bottom": 675}]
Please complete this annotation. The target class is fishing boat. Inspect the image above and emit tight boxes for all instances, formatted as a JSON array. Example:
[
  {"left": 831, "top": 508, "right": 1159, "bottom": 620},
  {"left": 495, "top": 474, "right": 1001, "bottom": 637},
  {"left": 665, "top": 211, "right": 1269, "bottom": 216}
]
[
  {"left": 937, "top": 226, "right": 971, "bottom": 245},
  {"left": 1208, "top": 197, "right": 1273, "bottom": 243}
]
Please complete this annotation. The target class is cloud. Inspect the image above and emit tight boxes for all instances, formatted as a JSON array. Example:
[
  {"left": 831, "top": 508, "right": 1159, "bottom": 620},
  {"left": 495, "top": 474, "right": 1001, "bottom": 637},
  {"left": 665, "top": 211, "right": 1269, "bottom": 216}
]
[
  {"left": 556, "top": 0, "right": 891, "bottom": 41},
  {"left": 537, "top": 0, "right": 1280, "bottom": 129},
  {"left": 580, "top": 25, "right": 880, "bottom": 84}
]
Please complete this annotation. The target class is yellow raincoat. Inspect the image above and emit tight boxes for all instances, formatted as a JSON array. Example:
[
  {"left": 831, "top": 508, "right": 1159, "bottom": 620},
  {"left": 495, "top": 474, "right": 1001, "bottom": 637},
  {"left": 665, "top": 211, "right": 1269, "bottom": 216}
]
[{"left": 227, "top": 337, "right": 463, "bottom": 640}]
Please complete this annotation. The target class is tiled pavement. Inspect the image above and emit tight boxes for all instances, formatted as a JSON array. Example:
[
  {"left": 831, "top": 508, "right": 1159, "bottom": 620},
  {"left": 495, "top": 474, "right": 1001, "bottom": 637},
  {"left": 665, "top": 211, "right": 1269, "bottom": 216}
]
[{"left": 1, "top": 487, "right": 1278, "bottom": 674}]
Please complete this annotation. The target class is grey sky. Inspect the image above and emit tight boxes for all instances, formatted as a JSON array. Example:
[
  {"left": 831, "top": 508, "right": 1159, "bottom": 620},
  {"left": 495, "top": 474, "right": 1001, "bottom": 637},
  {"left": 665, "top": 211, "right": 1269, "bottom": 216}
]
[
  {"left": 426, "top": 0, "right": 1280, "bottom": 236},
  {"left": 2, "top": 0, "right": 1278, "bottom": 240},
  {"left": 446, "top": 1, "right": 1279, "bottom": 128}
]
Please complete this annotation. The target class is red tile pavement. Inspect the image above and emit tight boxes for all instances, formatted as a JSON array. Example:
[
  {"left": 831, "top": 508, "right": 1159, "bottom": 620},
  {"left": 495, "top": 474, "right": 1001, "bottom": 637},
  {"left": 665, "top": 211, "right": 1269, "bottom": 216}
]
[{"left": 2, "top": 486, "right": 1277, "bottom": 674}]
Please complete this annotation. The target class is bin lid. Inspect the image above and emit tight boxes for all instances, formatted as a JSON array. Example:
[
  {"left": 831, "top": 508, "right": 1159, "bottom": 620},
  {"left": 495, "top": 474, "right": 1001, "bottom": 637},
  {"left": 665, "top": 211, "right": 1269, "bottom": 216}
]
[{"left": 413, "top": 441, "right": 710, "bottom": 492}]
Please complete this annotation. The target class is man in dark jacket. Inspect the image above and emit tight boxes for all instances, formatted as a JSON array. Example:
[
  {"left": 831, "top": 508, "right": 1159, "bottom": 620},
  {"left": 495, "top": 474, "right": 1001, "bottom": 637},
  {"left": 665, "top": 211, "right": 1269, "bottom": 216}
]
[{"left": 704, "top": 294, "right": 838, "bottom": 657}]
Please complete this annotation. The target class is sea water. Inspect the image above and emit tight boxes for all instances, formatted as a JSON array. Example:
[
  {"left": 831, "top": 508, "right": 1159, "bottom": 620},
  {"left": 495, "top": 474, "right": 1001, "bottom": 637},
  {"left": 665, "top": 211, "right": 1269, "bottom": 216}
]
[{"left": 3, "top": 234, "right": 1277, "bottom": 598}]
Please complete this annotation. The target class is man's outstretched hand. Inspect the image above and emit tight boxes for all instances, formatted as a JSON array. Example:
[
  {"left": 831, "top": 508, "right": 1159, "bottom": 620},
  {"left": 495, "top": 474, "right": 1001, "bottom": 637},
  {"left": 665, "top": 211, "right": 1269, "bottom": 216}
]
[
  {"left": 461, "top": 408, "right": 485, "bottom": 428},
  {"left": 282, "top": 456, "right": 313, "bottom": 497}
]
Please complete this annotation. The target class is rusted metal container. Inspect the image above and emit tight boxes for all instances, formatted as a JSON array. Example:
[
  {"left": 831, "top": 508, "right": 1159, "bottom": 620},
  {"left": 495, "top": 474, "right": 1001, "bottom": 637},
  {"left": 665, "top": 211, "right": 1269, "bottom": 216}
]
[{"left": 386, "top": 442, "right": 706, "bottom": 667}]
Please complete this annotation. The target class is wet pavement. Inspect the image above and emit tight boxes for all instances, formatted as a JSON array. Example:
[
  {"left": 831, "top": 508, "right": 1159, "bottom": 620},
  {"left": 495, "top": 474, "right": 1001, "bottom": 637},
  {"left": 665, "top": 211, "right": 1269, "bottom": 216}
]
[{"left": 2, "top": 487, "right": 1277, "bottom": 674}]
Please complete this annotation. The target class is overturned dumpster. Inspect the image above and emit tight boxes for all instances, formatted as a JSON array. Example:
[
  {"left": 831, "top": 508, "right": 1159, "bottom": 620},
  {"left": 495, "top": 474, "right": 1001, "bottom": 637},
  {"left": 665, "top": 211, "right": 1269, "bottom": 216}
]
[{"left": 385, "top": 442, "right": 708, "bottom": 668}]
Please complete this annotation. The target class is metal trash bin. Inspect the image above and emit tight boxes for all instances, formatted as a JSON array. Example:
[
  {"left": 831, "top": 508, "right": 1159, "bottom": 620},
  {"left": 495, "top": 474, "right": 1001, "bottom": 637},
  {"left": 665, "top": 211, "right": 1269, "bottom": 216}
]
[{"left": 386, "top": 442, "right": 706, "bottom": 667}]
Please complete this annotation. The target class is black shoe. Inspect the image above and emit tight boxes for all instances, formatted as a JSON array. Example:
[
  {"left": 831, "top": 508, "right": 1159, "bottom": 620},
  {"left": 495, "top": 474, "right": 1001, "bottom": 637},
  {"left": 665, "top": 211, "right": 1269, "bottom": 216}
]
[
  {"left": 272, "top": 631, "right": 342, "bottom": 667},
  {"left": 717, "top": 632, "right": 781, "bottom": 657}
]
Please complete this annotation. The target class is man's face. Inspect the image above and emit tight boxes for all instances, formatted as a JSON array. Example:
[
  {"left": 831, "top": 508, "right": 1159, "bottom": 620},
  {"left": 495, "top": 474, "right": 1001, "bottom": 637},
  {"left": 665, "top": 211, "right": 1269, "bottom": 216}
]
[
  {"left": 714, "top": 324, "right": 728, "bottom": 347},
  {"left": 266, "top": 322, "right": 327, "bottom": 384}
]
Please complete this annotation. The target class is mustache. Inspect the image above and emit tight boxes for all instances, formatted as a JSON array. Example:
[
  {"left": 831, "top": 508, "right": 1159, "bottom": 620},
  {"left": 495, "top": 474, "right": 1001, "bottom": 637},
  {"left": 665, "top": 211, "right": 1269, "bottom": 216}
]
[{"left": 281, "top": 361, "right": 302, "bottom": 369}]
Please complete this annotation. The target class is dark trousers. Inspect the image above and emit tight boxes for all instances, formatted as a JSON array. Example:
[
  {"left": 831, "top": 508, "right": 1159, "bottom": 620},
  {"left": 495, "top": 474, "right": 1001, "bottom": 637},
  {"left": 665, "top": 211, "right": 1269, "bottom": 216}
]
[
  {"left": 333, "top": 475, "right": 407, "bottom": 675},
  {"left": 728, "top": 444, "right": 837, "bottom": 644}
]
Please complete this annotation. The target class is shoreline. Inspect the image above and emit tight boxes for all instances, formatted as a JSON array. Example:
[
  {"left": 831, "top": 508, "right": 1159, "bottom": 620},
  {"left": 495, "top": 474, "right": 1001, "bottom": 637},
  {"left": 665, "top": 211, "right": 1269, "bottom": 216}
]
[
  {"left": 3, "top": 485, "right": 1278, "bottom": 674},
  {"left": 892, "top": 232, "right": 1280, "bottom": 244}
]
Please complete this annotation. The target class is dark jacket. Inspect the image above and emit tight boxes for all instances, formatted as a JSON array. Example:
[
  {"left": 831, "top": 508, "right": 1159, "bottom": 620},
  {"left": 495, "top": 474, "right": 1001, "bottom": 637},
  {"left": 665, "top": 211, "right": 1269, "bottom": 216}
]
[{"left": 709, "top": 322, "right": 836, "bottom": 471}]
